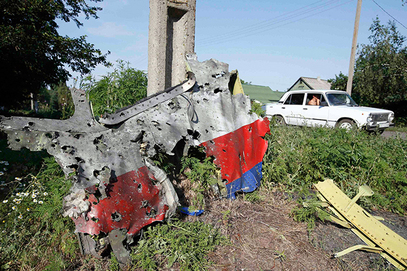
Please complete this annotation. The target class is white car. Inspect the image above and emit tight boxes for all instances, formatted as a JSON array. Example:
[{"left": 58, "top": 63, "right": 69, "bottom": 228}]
[{"left": 262, "top": 90, "right": 395, "bottom": 132}]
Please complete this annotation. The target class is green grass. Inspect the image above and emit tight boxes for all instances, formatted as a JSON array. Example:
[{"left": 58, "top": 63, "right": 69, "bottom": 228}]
[
  {"left": 130, "top": 220, "right": 226, "bottom": 270},
  {"left": 0, "top": 157, "right": 78, "bottom": 270},
  {"left": 262, "top": 126, "right": 407, "bottom": 214},
  {"left": 1, "top": 122, "right": 406, "bottom": 269}
]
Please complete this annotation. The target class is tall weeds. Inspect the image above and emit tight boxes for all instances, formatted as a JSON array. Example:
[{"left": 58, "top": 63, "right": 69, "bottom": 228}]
[{"left": 263, "top": 126, "right": 407, "bottom": 213}]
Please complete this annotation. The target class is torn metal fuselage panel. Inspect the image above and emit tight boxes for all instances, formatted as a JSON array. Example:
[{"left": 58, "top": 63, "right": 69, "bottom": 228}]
[{"left": 0, "top": 56, "right": 270, "bottom": 257}]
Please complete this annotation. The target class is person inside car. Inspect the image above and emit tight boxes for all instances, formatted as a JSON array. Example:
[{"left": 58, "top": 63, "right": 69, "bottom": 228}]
[{"left": 308, "top": 94, "right": 320, "bottom": 106}]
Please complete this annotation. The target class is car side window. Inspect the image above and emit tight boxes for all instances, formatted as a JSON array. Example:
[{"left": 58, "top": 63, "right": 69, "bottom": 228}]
[
  {"left": 306, "top": 93, "right": 323, "bottom": 106},
  {"left": 284, "top": 93, "right": 304, "bottom": 105}
]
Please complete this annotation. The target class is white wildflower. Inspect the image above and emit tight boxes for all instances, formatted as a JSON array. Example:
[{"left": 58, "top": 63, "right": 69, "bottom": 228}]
[
  {"left": 18, "top": 214, "right": 23, "bottom": 219},
  {"left": 4, "top": 162, "right": 8, "bottom": 166},
  {"left": 38, "top": 201, "right": 43, "bottom": 204},
  {"left": 31, "top": 194, "right": 36, "bottom": 199},
  {"left": 43, "top": 192, "right": 48, "bottom": 196},
  {"left": 0, "top": 172, "right": 3, "bottom": 176},
  {"left": 15, "top": 177, "right": 22, "bottom": 181},
  {"left": 2, "top": 200, "right": 8, "bottom": 203},
  {"left": 16, "top": 193, "right": 21, "bottom": 197},
  {"left": 12, "top": 206, "right": 16, "bottom": 210},
  {"left": 33, "top": 199, "right": 37, "bottom": 203}
]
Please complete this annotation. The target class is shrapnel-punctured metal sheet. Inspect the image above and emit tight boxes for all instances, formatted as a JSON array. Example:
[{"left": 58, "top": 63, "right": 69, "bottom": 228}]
[{"left": 0, "top": 55, "right": 270, "bottom": 241}]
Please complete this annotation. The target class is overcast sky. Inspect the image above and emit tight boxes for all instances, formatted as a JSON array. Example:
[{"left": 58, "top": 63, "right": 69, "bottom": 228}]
[{"left": 58, "top": 0, "right": 407, "bottom": 91}]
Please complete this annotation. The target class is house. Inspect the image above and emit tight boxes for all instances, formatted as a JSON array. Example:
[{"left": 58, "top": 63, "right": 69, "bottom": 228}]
[
  {"left": 241, "top": 84, "right": 284, "bottom": 104},
  {"left": 287, "top": 77, "right": 331, "bottom": 91}
]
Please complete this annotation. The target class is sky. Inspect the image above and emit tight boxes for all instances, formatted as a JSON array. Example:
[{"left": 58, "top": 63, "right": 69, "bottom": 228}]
[{"left": 58, "top": 0, "right": 407, "bottom": 91}]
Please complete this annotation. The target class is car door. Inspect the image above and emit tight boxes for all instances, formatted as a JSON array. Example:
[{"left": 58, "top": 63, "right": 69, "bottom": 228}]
[
  {"left": 282, "top": 93, "right": 305, "bottom": 125},
  {"left": 302, "top": 93, "right": 330, "bottom": 127}
]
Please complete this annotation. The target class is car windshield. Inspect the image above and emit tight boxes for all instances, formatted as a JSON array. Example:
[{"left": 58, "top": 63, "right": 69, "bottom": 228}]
[{"left": 326, "top": 93, "right": 358, "bottom": 106}]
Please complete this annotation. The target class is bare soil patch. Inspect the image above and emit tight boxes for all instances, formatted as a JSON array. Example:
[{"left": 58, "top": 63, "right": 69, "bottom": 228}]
[{"left": 184, "top": 190, "right": 406, "bottom": 271}]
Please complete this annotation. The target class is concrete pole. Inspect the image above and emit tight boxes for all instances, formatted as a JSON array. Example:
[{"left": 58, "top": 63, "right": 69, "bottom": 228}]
[
  {"left": 346, "top": 0, "right": 362, "bottom": 95},
  {"left": 147, "top": 0, "right": 196, "bottom": 96}
]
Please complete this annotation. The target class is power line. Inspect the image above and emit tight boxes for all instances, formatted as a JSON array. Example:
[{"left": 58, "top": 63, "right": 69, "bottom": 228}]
[
  {"left": 197, "top": 0, "right": 342, "bottom": 44},
  {"left": 371, "top": 0, "right": 407, "bottom": 30},
  {"left": 197, "top": 0, "right": 354, "bottom": 47}
]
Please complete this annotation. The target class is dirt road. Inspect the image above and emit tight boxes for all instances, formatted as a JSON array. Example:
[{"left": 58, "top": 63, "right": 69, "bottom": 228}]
[{"left": 382, "top": 131, "right": 407, "bottom": 140}]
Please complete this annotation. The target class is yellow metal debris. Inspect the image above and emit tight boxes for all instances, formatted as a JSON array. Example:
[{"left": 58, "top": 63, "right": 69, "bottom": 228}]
[{"left": 314, "top": 179, "right": 407, "bottom": 270}]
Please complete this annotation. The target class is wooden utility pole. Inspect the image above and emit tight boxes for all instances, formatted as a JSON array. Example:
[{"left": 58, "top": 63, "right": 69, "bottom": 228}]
[{"left": 346, "top": 0, "right": 362, "bottom": 95}]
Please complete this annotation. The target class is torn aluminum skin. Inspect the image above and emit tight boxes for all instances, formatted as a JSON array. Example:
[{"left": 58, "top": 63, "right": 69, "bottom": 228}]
[{"left": 0, "top": 55, "right": 270, "bottom": 262}]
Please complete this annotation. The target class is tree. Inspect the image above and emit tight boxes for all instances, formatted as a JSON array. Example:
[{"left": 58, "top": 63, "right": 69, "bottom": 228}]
[
  {"left": 353, "top": 18, "right": 407, "bottom": 108},
  {"left": 84, "top": 60, "right": 148, "bottom": 117},
  {"left": 240, "top": 79, "right": 252, "bottom": 85},
  {"left": 0, "top": 0, "right": 110, "bottom": 108},
  {"left": 328, "top": 72, "right": 349, "bottom": 90}
]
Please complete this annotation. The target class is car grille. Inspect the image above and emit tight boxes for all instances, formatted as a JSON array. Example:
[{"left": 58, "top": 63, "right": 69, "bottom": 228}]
[{"left": 372, "top": 113, "right": 389, "bottom": 122}]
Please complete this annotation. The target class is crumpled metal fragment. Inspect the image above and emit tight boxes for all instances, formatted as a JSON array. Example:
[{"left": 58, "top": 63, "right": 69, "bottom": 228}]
[{"left": 0, "top": 55, "right": 269, "bottom": 245}]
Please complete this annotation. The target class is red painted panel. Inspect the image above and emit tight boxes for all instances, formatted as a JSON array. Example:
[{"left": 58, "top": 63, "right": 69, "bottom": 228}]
[
  {"left": 73, "top": 166, "right": 168, "bottom": 235},
  {"left": 201, "top": 118, "right": 270, "bottom": 185}
]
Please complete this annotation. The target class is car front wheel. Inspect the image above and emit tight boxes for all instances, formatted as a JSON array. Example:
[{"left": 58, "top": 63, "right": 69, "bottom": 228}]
[
  {"left": 272, "top": 115, "right": 286, "bottom": 126},
  {"left": 336, "top": 119, "right": 355, "bottom": 130}
]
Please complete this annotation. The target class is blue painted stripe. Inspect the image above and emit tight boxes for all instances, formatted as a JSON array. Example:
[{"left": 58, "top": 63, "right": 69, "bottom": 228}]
[{"left": 226, "top": 162, "right": 263, "bottom": 199}]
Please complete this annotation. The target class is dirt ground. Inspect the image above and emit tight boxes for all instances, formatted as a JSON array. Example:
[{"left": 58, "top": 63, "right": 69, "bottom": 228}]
[
  {"left": 382, "top": 131, "right": 407, "bottom": 140},
  {"left": 183, "top": 190, "right": 406, "bottom": 271}
]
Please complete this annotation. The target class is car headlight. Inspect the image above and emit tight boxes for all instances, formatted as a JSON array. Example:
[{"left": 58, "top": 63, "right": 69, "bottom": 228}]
[
  {"left": 389, "top": 113, "right": 394, "bottom": 123},
  {"left": 367, "top": 113, "right": 373, "bottom": 123}
]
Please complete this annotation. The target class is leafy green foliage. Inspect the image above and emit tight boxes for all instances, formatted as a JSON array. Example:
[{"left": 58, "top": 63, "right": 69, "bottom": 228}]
[
  {"left": 130, "top": 220, "right": 226, "bottom": 271},
  {"left": 354, "top": 18, "right": 407, "bottom": 107},
  {"left": 250, "top": 100, "right": 265, "bottom": 117},
  {"left": 263, "top": 126, "right": 407, "bottom": 214},
  {"left": 0, "top": 0, "right": 109, "bottom": 108},
  {"left": 38, "top": 83, "right": 75, "bottom": 119},
  {"left": 181, "top": 147, "right": 219, "bottom": 209},
  {"left": 0, "top": 157, "right": 78, "bottom": 270},
  {"left": 328, "top": 71, "right": 349, "bottom": 91},
  {"left": 330, "top": 18, "right": 407, "bottom": 119},
  {"left": 291, "top": 195, "right": 331, "bottom": 233},
  {"left": 85, "top": 60, "right": 148, "bottom": 116},
  {"left": 243, "top": 190, "right": 264, "bottom": 203}
]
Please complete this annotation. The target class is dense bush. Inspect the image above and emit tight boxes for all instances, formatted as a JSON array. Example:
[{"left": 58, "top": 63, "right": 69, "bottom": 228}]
[{"left": 84, "top": 60, "right": 148, "bottom": 117}]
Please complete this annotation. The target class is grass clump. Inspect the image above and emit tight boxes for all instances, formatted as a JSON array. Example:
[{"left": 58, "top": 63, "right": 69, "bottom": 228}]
[
  {"left": 263, "top": 126, "right": 407, "bottom": 214},
  {"left": 180, "top": 148, "right": 219, "bottom": 209},
  {"left": 0, "top": 157, "right": 78, "bottom": 270},
  {"left": 130, "top": 220, "right": 226, "bottom": 270},
  {"left": 291, "top": 195, "right": 331, "bottom": 233}
]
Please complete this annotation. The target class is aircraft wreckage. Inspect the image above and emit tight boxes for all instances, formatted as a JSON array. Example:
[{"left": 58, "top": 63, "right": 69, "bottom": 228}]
[{"left": 0, "top": 56, "right": 270, "bottom": 264}]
